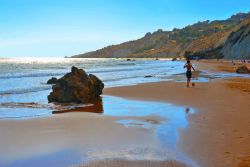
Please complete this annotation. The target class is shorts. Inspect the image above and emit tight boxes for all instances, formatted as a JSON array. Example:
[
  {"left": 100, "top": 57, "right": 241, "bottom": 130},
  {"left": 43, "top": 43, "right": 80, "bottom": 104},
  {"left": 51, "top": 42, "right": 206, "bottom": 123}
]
[{"left": 186, "top": 71, "right": 192, "bottom": 79}]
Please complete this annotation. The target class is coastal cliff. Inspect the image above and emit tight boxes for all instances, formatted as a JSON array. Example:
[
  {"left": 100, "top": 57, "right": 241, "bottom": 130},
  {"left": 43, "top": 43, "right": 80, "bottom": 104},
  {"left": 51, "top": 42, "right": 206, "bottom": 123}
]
[
  {"left": 192, "top": 17, "right": 250, "bottom": 59},
  {"left": 72, "top": 12, "right": 250, "bottom": 59},
  {"left": 221, "top": 19, "right": 250, "bottom": 59}
]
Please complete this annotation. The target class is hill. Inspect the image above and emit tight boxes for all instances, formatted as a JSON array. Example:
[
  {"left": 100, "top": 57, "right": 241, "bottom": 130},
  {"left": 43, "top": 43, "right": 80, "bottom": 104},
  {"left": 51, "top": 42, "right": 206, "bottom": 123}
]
[
  {"left": 190, "top": 16, "right": 250, "bottom": 59},
  {"left": 221, "top": 17, "right": 250, "bottom": 59},
  {"left": 72, "top": 12, "right": 250, "bottom": 59}
]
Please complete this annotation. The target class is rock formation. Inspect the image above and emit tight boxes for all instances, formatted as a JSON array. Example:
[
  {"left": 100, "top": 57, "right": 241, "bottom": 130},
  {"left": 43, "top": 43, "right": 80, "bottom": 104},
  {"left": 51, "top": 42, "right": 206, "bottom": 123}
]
[
  {"left": 144, "top": 75, "right": 153, "bottom": 78},
  {"left": 47, "top": 77, "right": 58, "bottom": 84},
  {"left": 48, "top": 66, "right": 104, "bottom": 103},
  {"left": 236, "top": 66, "right": 250, "bottom": 74},
  {"left": 171, "top": 57, "right": 177, "bottom": 61},
  {"left": 222, "top": 20, "right": 250, "bottom": 59}
]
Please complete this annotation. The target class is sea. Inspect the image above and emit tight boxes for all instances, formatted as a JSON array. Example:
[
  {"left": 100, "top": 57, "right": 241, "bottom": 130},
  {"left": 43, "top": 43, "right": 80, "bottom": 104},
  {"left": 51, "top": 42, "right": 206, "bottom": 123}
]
[{"left": 0, "top": 57, "right": 248, "bottom": 119}]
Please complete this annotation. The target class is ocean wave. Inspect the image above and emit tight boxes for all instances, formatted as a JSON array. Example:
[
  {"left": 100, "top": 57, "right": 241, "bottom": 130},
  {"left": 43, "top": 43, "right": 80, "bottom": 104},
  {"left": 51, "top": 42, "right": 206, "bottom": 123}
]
[
  {"left": 88, "top": 65, "right": 167, "bottom": 74},
  {"left": 0, "top": 72, "right": 64, "bottom": 79},
  {"left": 0, "top": 65, "right": 164, "bottom": 79},
  {"left": 0, "top": 75, "right": 144, "bottom": 96},
  {"left": 0, "top": 73, "right": 164, "bottom": 96},
  {"left": 87, "top": 68, "right": 140, "bottom": 74},
  {"left": 0, "top": 58, "right": 171, "bottom": 80},
  {"left": 102, "top": 75, "right": 148, "bottom": 82},
  {"left": 0, "top": 86, "right": 51, "bottom": 95}
]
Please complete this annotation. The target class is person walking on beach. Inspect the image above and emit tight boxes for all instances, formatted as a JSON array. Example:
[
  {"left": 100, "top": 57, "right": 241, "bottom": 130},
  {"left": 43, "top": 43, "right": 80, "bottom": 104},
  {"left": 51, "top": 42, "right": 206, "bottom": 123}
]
[{"left": 184, "top": 60, "right": 195, "bottom": 87}]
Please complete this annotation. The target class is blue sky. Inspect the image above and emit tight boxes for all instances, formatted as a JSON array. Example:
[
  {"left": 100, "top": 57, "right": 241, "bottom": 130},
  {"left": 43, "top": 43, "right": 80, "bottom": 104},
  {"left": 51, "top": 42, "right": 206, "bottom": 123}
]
[{"left": 0, "top": 0, "right": 249, "bottom": 57}]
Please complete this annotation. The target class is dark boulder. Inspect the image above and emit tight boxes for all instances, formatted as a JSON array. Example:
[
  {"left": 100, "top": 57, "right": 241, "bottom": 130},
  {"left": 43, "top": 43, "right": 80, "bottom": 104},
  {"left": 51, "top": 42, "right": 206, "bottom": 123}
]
[
  {"left": 48, "top": 66, "right": 104, "bottom": 103},
  {"left": 172, "top": 57, "right": 177, "bottom": 61},
  {"left": 236, "top": 65, "right": 250, "bottom": 74},
  {"left": 144, "top": 75, "right": 153, "bottom": 78},
  {"left": 47, "top": 77, "right": 58, "bottom": 84}
]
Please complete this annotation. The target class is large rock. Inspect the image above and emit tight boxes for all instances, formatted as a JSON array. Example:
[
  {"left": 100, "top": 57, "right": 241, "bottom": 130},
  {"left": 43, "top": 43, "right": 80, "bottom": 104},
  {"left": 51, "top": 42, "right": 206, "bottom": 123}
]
[
  {"left": 48, "top": 66, "right": 104, "bottom": 103},
  {"left": 236, "top": 65, "right": 250, "bottom": 74}
]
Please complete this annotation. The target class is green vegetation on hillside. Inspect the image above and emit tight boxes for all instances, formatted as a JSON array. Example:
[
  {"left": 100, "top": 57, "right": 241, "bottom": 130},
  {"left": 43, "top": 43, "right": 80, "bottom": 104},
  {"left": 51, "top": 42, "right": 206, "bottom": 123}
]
[{"left": 72, "top": 12, "right": 250, "bottom": 59}]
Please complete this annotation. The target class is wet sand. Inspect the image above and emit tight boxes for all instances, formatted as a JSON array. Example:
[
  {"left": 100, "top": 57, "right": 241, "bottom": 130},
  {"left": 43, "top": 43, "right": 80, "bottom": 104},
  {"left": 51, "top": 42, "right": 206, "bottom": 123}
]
[
  {"left": 0, "top": 113, "right": 161, "bottom": 166},
  {"left": 1, "top": 95, "right": 197, "bottom": 167},
  {"left": 104, "top": 62, "right": 250, "bottom": 167},
  {"left": 81, "top": 159, "right": 187, "bottom": 167},
  {"left": 196, "top": 59, "right": 250, "bottom": 73}
]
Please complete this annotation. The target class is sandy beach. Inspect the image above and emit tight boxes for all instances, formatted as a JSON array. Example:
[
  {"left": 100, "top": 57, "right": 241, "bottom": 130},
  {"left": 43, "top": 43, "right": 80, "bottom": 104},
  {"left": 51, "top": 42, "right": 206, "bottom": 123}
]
[
  {"left": 104, "top": 61, "right": 250, "bottom": 167},
  {"left": 0, "top": 112, "right": 166, "bottom": 166},
  {"left": 0, "top": 60, "right": 249, "bottom": 167}
]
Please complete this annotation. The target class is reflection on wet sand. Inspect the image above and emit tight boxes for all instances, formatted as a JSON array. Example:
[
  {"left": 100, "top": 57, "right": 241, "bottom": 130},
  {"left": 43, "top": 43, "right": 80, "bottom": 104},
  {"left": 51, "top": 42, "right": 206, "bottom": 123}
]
[
  {"left": 0, "top": 96, "right": 198, "bottom": 167},
  {"left": 0, "top": 97, "right": 104, "bottom": 119},
  {"left": 185, "top": 107, "right": 190, "bottom": 114},
  {"left": 52, "top": 98, "right": 103, "bottom": 114}
]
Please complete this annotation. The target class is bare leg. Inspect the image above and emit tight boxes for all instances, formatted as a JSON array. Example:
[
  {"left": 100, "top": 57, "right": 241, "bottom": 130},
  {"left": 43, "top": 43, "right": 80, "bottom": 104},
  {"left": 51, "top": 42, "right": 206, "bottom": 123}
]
[{"left": 187, "top": 78, "right": 190, "bottom": 87}]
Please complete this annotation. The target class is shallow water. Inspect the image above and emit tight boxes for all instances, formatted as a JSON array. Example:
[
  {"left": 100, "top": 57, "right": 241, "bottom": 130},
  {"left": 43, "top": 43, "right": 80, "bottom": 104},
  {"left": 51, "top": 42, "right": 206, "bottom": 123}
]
[
  {"left": 103, "top": 96, "right": 195, "bottom": 150},
  {"left": 0, "top": 58, "right": 183, "bottom": 95},
  {"left": 0, "top": 58, "right": 185, "bottom": 117},
  {"left": 0, "top": 58, "right": 248, "bottom": 119},
  {"left": 0, "top": 96, "right": 198, "bottom": 167}
]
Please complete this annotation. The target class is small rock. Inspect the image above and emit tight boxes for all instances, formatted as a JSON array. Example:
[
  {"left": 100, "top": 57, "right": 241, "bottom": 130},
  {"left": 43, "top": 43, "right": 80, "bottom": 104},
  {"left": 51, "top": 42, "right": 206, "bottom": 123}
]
[
  {"left": 236, "top": 66, "right": 250, "bottom": 74},
  {"left": 172, "top": 57, "right": 177, "bottom": 61},
  {"left": 47, "top": 77, "right": 58, "bottom": 84},
  {"left": 144, "top": 75, "right": 153, "bottom": 78},
  {"left": 127, "top": 59, "right": 131, "bottom": 61}
]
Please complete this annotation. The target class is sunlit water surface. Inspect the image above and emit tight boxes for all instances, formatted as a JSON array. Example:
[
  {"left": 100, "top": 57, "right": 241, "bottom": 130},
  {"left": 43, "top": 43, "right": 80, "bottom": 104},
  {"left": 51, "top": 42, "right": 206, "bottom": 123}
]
[{"left": 0, "top": 57, "right": 247, "bottom": 118}]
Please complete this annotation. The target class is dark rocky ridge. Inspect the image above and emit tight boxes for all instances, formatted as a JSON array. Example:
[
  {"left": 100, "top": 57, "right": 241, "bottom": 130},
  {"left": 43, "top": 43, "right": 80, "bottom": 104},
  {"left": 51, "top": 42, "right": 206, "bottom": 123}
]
[{"left": 48, "top": 66, "right": 104, "bottom": 103}]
